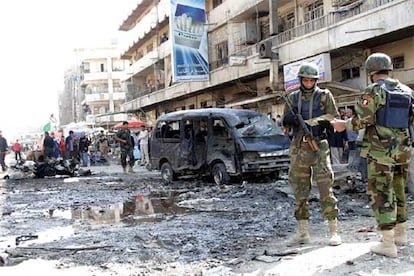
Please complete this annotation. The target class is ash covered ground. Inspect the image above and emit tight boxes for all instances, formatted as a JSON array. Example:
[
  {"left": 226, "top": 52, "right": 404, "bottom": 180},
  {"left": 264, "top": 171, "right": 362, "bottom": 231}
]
[{"left": 1, "top": 165, "right": 414, "bottom": 275}]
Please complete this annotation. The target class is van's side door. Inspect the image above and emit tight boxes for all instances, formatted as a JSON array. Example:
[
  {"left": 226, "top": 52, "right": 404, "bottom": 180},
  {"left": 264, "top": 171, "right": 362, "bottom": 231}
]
[
  {"left": 180, "top": 116, "right": 208, "bottom": 170},
  {"left": 207, "top": 117, "right": 237, "bottom": 174},
  {"left": 153, "top": 120, "right": 181, "bottom": 169}
]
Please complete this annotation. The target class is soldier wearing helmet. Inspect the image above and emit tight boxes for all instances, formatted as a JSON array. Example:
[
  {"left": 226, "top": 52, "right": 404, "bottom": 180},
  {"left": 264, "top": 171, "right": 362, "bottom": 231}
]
[
  {"left": 333, "top": 52, "right": 414, "bottom": 257},
  {"left": 282, "top": 62, "right": 342, "bottom": 247}
]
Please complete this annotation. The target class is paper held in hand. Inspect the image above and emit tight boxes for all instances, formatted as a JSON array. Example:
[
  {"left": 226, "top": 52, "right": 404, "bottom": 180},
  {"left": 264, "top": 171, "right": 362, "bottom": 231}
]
[{"left": 304, "top": 114, "right": 336, "bottom": 126}]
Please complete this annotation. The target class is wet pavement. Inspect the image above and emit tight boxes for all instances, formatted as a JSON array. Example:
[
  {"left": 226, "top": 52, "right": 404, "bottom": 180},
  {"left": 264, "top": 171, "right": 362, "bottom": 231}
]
[{"left": 1, "top": 158, "right": 414, "bottom": 275}]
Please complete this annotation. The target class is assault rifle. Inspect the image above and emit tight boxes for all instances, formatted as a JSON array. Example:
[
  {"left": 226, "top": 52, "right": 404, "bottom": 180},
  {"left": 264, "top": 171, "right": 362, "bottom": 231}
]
[{"left": 282, "top": 94, "right": 319, "bottom": 153}]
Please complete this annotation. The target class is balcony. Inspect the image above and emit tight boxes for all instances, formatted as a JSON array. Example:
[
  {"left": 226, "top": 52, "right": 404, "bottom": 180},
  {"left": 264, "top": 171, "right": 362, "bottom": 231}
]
[
  {"left": 125, "top": 0, "right": 413, "bottom": 111},
  {"left": 208, "top": 0, "right": 290, "bottom": 28},
  {"left": 119, "top": 0, "right": 170, "bottom": 58},
  {"left": 123, "top": 42, "right": 171, "bottom": 81},
  {"left": 95, "top": 113, "right": 129, "bottom": 125},
  {"left": 85, "top": 92, "right": 126, "bottom": 103},
  {"left": 393, "top": 68, "right": 414, "bottom": 85},
  {"left": 230, "top": 0, "right": 410, "bottom": 65}
]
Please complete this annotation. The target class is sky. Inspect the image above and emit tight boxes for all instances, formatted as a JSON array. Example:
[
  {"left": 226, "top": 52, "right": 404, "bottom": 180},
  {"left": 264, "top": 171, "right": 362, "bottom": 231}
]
[{"left": 0, "top": 0, "right": 137, "bottom": 140}]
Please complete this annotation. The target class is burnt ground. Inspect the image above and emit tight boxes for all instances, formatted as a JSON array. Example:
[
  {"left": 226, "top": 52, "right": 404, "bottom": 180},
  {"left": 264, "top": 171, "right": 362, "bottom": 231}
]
[{"left": 1, "top": 164, "right": 414, "bottom": 275}]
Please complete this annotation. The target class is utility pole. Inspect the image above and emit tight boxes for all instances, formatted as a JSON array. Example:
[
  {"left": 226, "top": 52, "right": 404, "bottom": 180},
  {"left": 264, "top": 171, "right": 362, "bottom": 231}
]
[
  {"left": 269, "top": 0, "right": 279, "bottom": 91},
  {"left": 154, "top": 0, "right": 160, "bottom": 91}
]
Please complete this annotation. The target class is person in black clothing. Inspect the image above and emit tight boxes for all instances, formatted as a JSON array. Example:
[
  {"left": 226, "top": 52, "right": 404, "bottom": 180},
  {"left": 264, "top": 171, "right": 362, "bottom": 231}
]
[
  {"left": 43, "top": 131, "right": 55, "bottom": 160},
  {"left": 115, "top": 121, "right": 135, "bottom": 173},
  {"left": 0, "top": 130, "right": 9, "bottom": 171},
  {"left": 327, "top": 129, "right": 348, "bottom": 165},
  {"left": 78, "top": 132, "right": 90, "bottom": 167}
]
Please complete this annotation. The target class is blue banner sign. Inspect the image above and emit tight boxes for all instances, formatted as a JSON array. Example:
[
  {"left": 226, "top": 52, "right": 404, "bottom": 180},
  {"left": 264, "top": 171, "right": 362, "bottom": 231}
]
[{"left": 170, "top": 0, "right": 209, "bottom": 82}]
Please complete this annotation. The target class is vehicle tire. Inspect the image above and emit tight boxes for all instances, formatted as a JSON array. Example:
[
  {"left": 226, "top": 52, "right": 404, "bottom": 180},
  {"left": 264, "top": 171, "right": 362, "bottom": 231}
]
[
  {"left": 212, "top": 163, "right": 230, "bottom": 185},
  {"left": 160, "top": 162, "right": 176, "bottom": 183}
]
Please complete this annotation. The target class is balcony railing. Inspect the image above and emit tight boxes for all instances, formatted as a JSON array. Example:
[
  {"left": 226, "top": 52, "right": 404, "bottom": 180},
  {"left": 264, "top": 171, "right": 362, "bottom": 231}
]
[
  {"left": 393, "top": 68, "right": 414, "bottom": 84},
  {"left": 231, "top": 0, "right": 397, "bottom": 57}
]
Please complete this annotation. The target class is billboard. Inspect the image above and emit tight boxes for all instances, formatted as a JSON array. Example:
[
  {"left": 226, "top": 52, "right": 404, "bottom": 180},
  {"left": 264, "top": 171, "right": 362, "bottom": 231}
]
[
  {"left": 170, "top": 0, "right": 209, "bottom": 82},
  {"left": 283, "top": 53, "right": 332, "bottom": 91}
]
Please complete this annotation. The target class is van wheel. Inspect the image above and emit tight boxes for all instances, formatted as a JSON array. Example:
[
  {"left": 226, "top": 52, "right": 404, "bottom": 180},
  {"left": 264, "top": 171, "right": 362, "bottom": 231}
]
[
  {"left": 160, "top": 162, "right": 176, "bottom": 183},
  {"left": 212, "top": 163, "right": 230, "bottom": 185}
]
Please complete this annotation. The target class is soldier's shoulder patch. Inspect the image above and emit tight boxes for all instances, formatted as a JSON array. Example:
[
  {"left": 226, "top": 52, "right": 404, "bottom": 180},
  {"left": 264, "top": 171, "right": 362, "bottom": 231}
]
[{"left": 361, "top": 94, "right": 372, "bottom": 107}]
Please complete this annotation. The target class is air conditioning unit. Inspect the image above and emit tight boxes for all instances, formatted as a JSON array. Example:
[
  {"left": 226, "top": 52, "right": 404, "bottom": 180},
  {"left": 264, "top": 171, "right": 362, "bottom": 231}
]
[{"left": 259, "top": 40, "right": 273, "bottom": 59}]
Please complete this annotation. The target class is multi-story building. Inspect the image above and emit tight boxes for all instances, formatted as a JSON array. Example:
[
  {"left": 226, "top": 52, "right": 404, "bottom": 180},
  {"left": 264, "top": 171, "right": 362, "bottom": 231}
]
[
  {"left": 72, "top": 47, "right": 131, "bottom": 127},
  {"left": 60, "top": 47, "right": 131, "bottom": 128},
  {"left": 118, "top": 0, "right": 413, "bottom": 121},
  {"left": 59, "top": 67, "right": 78, "bottom": 126}
]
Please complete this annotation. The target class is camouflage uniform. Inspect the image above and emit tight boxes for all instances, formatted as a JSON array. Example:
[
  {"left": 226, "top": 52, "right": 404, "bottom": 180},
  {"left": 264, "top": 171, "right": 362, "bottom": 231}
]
[
  {"left": 283, "top": 64, "right": 341, "bottom": 221},
  {"left": 349, "top": 54, "right": 414, "bottom": 231},
  {"left": 116, "top": 128, "right": 135, "bottom": 169}
]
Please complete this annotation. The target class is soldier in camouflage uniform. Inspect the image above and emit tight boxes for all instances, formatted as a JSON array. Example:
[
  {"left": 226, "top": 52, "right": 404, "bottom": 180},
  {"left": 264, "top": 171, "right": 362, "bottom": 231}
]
[
  {"left": 333, "top": 53, "right": 414, "bottom": 257},
  {"left": 115, "top": 121, "right": 135, "bottom": 173},
  {"left": 282, "top": 62, "right": 342, "bottom": 246}
]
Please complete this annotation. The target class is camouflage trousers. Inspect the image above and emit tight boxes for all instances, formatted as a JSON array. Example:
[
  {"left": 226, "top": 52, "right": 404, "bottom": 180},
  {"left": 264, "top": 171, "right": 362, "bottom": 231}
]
[
  {"left": 367, "top": 159, "right": 408, "bottom": 230},
  {"left": 120, "top": 149, "right": 135, "bottom": 168},
  {"left": 288, "top": 138, "right": 339, "bottom": 221}
]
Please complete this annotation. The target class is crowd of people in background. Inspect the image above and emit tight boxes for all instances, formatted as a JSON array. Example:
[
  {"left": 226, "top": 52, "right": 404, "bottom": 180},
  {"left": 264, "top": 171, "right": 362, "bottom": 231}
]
[{"left": 0, "top": 124, "right": 153, "bottom": 173}]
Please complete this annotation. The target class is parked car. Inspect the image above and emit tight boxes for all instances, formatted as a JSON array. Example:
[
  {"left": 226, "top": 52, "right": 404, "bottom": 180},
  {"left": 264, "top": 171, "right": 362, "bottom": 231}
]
[{"left": 150, "top": 108, "right": 290, "bottom": 185}]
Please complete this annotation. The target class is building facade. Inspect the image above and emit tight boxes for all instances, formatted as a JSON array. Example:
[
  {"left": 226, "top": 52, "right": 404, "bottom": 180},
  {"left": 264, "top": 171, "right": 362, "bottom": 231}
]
[
  {"left": 117, "top": 0, "right": 414, "bottom": 121},
  {"left": 59, "top": 67, "right": 78, "bottom": 126},
  {"left": 77, "top": 47, "right": 132, "bottom": 127}
]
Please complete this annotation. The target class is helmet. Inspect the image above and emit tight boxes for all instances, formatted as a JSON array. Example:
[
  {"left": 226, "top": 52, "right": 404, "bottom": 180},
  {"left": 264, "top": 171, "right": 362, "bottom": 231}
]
[
  {"left": 297, "top": 62, "right": 319, "bottom": 79},
  {"left": 365, "top": 53, "right": 393, "bottom": 75}
]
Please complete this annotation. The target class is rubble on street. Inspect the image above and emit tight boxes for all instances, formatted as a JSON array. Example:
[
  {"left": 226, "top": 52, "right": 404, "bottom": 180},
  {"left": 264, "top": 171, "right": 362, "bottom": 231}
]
[{"left": 1, "top": 162, "right": 414, "bottom": 275}]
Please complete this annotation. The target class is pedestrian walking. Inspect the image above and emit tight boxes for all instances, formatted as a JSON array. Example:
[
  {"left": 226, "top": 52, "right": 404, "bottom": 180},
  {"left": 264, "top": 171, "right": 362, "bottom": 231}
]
[
  {"left": 0, "top": 131, "right": 9, "bottom": 171},
  {"left": 78, "top": 132, "right": 90, "bottom": 167},
  {"left": 344, "top": 109, "right": 360, "bottom": 171},
  {"left": 282, "top": 62, "right": 342, "bottom": 246},
  {"left": 333, "top": 52, "right": 414, "bottom": 257},
  {"left": 327, "top": 128, "right": 348, "bottom": 165},
  {"left": 138, "top": 126, "right": 150, "bottom": 166},
  {"left": 12, "top": 139, "right": 22, "bottom": 162},
  {"left": 59, "top": 135, "right": 66, "bottom": 158},
  {"left": 43, "top": 131, "right": 54, "bottom": 160},
  {"left": 65, "top": 131, "right": 76, "bottom": 160},
  {"left": 98, "top": 130, "right": 109, "bottom": 161},
  {"left": 115, "top": 121, "right": 135, "bottom": 173},
  {"left": 51, "top": 132, "right": 60, "bottom": 159}
]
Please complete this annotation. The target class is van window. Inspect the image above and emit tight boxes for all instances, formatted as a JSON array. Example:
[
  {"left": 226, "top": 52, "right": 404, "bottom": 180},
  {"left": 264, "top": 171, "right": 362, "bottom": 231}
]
[
  {"left": 184, "top": 120, "right": 194, "bottom": 139},
  {"left": 155, "top": 120, "right": 181, "bottom": 139},
  {"left": 212, "top": 119, "right": 228, "bottom": 137},
  {"left": 235, "top": 114, "right": 284, "bottom": 137}
]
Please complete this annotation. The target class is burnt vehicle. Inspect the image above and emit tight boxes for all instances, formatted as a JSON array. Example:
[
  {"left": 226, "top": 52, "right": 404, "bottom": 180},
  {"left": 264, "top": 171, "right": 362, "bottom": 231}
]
[{"left": 150, "top": 108, "right": 290, "bottom": 185}]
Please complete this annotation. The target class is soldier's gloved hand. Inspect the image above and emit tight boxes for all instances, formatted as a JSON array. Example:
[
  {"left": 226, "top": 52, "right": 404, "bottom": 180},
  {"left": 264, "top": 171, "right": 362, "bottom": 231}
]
[{"left": 282, "top": 114, "right": 299, "bottom": 128}]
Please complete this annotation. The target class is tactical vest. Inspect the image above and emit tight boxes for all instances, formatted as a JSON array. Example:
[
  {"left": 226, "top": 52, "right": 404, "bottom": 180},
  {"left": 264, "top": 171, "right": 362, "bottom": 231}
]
[
  {"left": 292, "top": 87, "right": 324, "bottom": 137},
  {"left": 375, "top": 80, "right": 411, "bottom": 128}
]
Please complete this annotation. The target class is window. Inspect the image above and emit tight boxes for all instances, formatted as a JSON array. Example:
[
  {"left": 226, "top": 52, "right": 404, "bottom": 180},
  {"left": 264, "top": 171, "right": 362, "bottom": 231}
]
[
  {"left": 392, "top": 55, "right": 404, "bottom": 69},
  {"left": 155, "top": 120, "right": 180, "bottom": 139},
  {"left": 215, "top": 41, "right": 229, "bottom": 68},
  {"left": 82, "top": 62, "right": 90, "bottom": 73},
  {"left": 280, "top": 12, "right": 295, "bottom": 32},
  {"left": 146, "top": 43, "right": 153, "bottom": 53},
  {"left": 341, "top": 67, "right": 360, "bottom": 80},
  {"left": 100, "top": 63, "right": 105, "bottom": 72},
  {"left": 304, "top": 0, "right": 324, "bottom": 22},
  {"left": 216, "top": 96, "right": 225, "bottom": 107},
  {"left": 212, "top": 118, "right": 228, "bottom": 137},
  {"left": 137, "top": 50, "right": 143, "bottom": 59}
]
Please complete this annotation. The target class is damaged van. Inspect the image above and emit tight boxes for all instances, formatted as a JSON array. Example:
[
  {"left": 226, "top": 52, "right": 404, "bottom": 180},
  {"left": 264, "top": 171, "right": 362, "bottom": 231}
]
[{"left": 150, "top": 108, "right": 290, "bottom": 185}]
